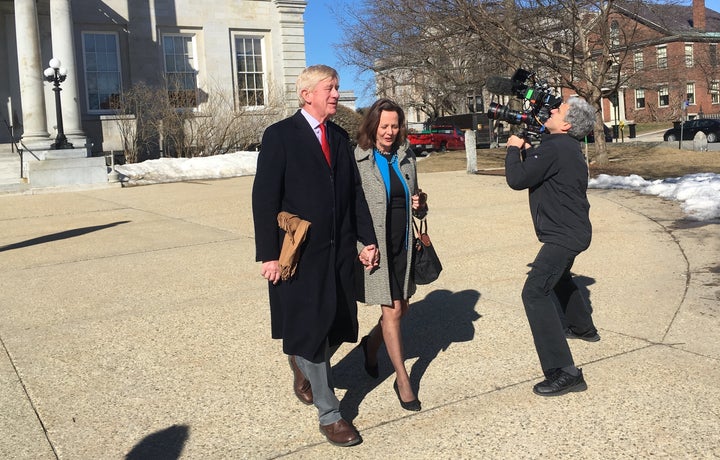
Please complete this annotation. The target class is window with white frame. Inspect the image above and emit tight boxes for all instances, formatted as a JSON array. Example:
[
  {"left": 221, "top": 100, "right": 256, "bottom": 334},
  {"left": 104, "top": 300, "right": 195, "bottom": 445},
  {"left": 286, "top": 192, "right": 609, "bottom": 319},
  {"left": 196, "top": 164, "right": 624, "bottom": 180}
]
[
  {"left": 657, "top": 46, "right": 667, "bottom": 69},
  {"left": 635, "top": 89, "right": 645, "bottom": 108},
  {"left": 712, "top": 81, "right": 720, "bottom": 104},
  {"left": 234, "top": 36, "right": 265, "bottom": 107},
  {"left": 685, "top": 44, "right": 694, "bottom": 67},
  {"left": 162, "top": 34, "right": 198, "bottom": 108},
  {"left": 658, "top": 85, "right": 669, "bottom": 106},
  {"left": 634, "top": 51, "right": 644, "bottom": 70},
  {"left": 686, "top": 82, "right": 695, "bottom": 105},
  {"left": 82, "top": 32, "right": 121, "bottom": 111},
  {"left": 610, "top": 21, "right": 620, "bottom": 47}
]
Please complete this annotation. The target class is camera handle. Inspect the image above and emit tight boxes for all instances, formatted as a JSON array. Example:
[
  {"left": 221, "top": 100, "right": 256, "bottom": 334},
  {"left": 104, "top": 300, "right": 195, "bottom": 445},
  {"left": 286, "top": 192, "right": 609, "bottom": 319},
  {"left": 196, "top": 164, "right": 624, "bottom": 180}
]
[{"left": 507, "top": 127, "right": 541, "bottom": 162}]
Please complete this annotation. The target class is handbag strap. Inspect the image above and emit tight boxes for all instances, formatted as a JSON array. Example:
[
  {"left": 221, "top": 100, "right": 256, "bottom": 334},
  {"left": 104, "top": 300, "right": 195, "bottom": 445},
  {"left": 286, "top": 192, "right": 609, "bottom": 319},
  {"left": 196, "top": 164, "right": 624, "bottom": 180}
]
[{"left": 413, "top": 217, "right": 427, "bottom": 236}]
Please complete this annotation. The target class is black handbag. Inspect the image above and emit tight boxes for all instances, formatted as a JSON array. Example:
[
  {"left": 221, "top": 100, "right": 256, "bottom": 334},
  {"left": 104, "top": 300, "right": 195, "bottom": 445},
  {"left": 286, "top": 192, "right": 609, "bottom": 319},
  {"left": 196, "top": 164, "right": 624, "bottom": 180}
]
[{"left": 411, "top": 217, "right": 442, "bottom": 285}]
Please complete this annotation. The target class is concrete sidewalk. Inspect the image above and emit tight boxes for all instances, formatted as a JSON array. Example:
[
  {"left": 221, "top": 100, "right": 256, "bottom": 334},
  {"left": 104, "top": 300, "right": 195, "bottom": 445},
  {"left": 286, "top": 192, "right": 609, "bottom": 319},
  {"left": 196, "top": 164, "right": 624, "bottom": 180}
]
[{"left": 0, "top": 172, "right": 718, "bottom": 459}]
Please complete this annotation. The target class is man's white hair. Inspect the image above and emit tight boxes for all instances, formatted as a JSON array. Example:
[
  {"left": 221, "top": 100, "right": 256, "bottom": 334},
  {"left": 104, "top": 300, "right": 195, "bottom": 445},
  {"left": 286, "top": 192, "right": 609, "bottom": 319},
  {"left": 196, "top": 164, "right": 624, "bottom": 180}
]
[
  {"left": 296, "top": 65, "right": 338, "bottom": 107},
  {"left": 565, "top": 97, "right": 596, "bottom": 139}
]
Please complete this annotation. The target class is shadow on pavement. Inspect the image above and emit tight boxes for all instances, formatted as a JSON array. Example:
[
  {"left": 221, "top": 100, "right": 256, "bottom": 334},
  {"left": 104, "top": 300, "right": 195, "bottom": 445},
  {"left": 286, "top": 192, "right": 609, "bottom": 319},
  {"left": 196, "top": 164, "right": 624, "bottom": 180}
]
[
  {"left": 0, "top": 221, "right": 131, "bottom": 252},
  {"left": 334, "top": 289, "right": 481, "bottom": 422},
  {"left": 125, "top": 424, "right": 189, "bottom": 460}
]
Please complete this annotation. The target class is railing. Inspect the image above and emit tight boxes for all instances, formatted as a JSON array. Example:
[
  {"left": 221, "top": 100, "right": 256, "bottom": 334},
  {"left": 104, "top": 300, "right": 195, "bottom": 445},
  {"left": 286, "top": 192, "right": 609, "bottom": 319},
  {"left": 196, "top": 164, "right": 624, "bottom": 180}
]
[{"left": 1, "top": 118, "right": 37, "bottom": 179}]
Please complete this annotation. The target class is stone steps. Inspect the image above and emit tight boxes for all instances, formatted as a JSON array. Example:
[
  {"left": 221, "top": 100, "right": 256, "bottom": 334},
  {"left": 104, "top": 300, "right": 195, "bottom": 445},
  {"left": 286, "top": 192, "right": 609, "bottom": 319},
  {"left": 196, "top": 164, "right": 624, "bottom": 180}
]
[
  {"left": 0, "top": 150, "right": 24, "bottom": 187},
  {"left": 0, "top": 143, "right": 110, "bottom": 192}
]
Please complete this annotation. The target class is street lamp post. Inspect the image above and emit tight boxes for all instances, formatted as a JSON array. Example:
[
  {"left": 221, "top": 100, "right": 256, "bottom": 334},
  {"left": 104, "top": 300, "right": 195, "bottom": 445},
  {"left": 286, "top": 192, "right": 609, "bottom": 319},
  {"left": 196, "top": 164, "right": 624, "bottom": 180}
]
[{"left": 43, "top": 58, "right": 74, "bottom": 150}]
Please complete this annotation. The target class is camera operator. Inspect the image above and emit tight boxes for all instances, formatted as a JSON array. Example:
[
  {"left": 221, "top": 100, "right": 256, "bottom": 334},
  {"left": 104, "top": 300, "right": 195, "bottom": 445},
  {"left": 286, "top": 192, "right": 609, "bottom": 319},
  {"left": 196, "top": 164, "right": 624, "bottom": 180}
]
[{"left": 505, "top": 96, "right": 600, "bottom": 397}]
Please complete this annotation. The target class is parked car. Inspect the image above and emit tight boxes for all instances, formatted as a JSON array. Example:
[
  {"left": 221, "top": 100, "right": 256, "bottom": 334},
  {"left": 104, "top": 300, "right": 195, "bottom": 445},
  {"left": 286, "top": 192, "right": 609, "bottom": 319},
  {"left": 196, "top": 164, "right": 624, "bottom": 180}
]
[
  {"left": 663, "top": 119, "right": 720, "bottom": 143},
  {"left": 408, "top": 125, "right": 465, "bottom": 154}
]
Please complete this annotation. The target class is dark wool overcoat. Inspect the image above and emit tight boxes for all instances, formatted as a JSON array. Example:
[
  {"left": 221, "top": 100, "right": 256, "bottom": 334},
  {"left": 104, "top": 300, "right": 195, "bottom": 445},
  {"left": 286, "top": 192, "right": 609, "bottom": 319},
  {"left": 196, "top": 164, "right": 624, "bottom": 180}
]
[{"left": 252, "top": 110, "right": 377, "bottom": 363}]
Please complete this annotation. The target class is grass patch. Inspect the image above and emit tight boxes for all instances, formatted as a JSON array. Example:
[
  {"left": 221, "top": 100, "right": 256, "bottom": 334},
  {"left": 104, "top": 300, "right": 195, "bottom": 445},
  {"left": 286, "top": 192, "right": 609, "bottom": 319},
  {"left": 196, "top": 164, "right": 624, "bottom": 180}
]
[{"left": 417, "top": 141, "right": 720, "bottom": 180}]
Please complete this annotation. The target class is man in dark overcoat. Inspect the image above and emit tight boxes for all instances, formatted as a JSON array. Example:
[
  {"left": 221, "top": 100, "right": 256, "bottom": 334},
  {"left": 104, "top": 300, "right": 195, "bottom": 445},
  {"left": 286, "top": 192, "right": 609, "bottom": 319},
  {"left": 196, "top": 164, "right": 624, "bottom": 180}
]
[{"left": 252, "top": 65, "right": 378, "bottom": 447}]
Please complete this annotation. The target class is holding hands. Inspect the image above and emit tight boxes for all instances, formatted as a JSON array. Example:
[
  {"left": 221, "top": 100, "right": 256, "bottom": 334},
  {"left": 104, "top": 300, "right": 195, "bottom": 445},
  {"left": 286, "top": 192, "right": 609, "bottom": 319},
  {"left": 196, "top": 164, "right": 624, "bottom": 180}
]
[
  {"left": 359, "top": 244, "right": 380, "bottom": 270},
  {"left": 263, "top": 243, "right": 380, "bottom": 284}
]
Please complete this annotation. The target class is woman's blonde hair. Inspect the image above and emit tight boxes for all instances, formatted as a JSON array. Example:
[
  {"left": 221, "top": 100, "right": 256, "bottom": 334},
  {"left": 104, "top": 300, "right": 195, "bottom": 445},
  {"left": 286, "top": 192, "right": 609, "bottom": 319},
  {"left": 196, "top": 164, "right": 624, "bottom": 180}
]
[{"left": 296, "top": 65, "right": 339, "bottom": 107}]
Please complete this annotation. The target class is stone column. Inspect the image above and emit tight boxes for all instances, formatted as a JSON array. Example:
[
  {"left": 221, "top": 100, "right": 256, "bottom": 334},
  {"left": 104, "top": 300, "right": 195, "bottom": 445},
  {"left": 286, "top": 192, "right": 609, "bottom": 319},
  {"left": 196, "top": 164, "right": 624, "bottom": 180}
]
[
  {"left": 465, "top": 129, "right": 477, "bottom": 174},
  {"left": 50, "top": 0, "right": 85, "bottom": 142},
  {"left": 618, "top": 87, "right": 627, "bottom": 123},
  {"left": 274, "top": 0, "right": 307, "bottom": 116},
  {"left": 14, "top": 0, "right": 50, "bottom": 141}
]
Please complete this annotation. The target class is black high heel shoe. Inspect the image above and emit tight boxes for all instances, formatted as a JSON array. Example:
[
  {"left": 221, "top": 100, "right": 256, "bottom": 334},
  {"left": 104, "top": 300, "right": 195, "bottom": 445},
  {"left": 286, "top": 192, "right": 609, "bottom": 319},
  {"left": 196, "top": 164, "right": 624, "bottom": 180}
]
[
  {"left": 393, "top": 380, "right": 421, "bottom": 412},
  {"left": 359, "top": 335, "right": 379, "bottom": 378}
]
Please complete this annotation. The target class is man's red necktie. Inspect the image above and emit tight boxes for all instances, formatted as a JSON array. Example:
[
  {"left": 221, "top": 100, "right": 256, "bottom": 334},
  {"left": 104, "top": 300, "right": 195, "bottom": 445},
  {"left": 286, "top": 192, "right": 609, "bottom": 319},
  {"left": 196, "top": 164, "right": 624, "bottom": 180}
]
[{"left": 319, "top": 123, "right": 331, "bottom": 165}]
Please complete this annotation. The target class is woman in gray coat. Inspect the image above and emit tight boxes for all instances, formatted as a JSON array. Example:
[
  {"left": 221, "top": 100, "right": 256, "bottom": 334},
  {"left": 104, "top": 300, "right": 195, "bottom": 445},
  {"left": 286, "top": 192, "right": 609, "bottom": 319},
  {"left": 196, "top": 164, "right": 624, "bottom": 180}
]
[{"left": 354, "top": 99, "right": 427, "bottom": 411}]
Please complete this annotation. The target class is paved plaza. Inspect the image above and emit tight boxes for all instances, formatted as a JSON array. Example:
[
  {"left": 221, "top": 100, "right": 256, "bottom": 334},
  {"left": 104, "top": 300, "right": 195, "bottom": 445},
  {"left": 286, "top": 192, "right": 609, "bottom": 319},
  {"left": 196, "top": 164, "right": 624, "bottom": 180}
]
[{"left": 0, "top": 171, "right": 718, "bottom": 458}]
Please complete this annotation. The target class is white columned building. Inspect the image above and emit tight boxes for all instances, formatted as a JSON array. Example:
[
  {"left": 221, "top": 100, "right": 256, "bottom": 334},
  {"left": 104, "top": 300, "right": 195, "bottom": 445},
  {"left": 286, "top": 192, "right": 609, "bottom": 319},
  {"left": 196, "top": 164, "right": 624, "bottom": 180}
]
[
  {"left": 13, "top": 0, "right": 49, "bottom": 143},
  {"left": 0, "top": 0, "right": 308, "bottom": 189},
  {"left": 49, "top": 0, "right": 85, "bottom": 144}
]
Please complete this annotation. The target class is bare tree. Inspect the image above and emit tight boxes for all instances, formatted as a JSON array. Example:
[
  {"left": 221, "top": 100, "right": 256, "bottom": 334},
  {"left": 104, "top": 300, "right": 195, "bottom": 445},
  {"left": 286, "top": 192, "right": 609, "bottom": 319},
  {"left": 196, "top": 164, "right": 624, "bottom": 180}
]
[
  {"left": 683, "top": 43, "right": 720, "bottom": 117},
  {"left": 169, "top": 79, "right": 284, "bottom": 157},
  {"left": 335, "top": 0, "right": 503, "bottom": 120},
  {"left": 113, "top": 78, "right": 284, "bottom": 162},
  {"left": 459, "top": 0, "right": 650, "bottom": 164},
  {"left": 112, "top": 82, "right": 165, "bottom": 163},
  {"left": 338, "top": 0, "right": 654, "bottom": 164}
]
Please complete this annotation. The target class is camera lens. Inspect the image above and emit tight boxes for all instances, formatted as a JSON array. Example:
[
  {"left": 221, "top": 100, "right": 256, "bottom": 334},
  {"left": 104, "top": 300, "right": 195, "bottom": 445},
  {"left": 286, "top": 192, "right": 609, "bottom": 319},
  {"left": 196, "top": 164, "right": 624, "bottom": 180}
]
[{"left": 487, "top": 102, "right": 530, "bottom": 125}]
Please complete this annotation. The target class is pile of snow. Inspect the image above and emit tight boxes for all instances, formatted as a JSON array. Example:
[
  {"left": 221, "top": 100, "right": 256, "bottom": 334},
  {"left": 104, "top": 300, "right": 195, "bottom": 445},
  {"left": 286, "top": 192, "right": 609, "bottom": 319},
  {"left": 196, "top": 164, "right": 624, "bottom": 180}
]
[
  {"left": 115, "top": 151, "right": 258, "bottom": 186},
  {"left": 589, "top": 173, "right": 720, "bottom": 221}
]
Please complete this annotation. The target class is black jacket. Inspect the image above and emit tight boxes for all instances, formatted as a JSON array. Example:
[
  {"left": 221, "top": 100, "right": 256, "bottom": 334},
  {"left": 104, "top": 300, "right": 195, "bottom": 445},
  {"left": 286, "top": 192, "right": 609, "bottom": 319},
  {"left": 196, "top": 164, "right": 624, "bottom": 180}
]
[{"left": 505, "top": 133, "right": 592, "bottom": 252}]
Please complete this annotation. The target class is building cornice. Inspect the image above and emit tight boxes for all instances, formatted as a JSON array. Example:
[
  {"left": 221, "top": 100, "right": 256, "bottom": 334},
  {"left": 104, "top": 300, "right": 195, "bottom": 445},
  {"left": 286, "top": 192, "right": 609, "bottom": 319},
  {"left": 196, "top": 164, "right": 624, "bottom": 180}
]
[{"left": 274, "top": 0, "right": 307, "bottom": 16}]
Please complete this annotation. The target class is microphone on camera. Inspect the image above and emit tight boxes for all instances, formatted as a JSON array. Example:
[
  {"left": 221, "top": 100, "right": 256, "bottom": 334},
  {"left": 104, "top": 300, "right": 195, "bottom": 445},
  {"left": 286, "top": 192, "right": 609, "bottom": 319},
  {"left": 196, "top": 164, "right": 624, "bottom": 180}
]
[{"left": 485, "top": 76, "right": 515, "bottom": 95}]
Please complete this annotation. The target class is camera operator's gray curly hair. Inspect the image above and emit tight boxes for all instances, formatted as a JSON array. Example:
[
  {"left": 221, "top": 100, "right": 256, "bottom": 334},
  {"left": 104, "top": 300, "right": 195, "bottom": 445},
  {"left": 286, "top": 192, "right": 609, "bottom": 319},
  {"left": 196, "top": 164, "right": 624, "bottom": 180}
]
[{"left": 565, "top": 97, "right": 596, "bottom": 139}]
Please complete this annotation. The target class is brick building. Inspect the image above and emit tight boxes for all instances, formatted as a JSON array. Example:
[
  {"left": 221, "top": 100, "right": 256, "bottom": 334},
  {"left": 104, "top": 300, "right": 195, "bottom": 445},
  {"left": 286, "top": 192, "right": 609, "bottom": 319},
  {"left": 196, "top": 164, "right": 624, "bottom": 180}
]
[{"left": 604, "top": 0, "right": 720, "bottom": 125}]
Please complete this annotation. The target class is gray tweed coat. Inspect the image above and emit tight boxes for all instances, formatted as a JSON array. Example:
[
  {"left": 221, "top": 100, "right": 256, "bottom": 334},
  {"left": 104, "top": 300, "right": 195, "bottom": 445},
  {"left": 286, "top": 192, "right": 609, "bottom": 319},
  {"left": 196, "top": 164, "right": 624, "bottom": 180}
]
[{"left": 354, "top": 141, "right": 425, "bottom": 305}]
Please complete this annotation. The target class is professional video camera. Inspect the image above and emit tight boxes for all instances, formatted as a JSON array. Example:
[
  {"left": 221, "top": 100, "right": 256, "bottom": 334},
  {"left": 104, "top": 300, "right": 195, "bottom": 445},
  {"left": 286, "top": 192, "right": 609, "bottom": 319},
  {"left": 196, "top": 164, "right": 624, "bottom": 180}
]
[{"left": 485, "top": 68, "right": 563, "bottom": 136}]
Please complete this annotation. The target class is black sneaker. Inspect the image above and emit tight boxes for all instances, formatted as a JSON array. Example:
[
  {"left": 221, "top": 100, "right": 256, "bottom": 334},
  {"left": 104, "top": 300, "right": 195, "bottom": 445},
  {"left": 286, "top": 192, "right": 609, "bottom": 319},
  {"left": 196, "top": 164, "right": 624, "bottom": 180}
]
[
  {"left": 533, "top": 369, "right": 588, "bottom": 396},
  {"left": 565, "top": 328, "right": 601, "bottom": 342}
]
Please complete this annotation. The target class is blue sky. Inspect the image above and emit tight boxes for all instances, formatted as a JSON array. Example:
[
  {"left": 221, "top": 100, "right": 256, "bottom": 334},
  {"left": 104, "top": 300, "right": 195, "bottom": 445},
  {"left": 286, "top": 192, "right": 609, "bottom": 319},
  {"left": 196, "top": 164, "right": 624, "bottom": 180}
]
[
  {"left": 304, "top": 0, "right": 375, "bottom": 108},
  {"left": 304, "top": 0, "right": 720, "bottom": 109}
]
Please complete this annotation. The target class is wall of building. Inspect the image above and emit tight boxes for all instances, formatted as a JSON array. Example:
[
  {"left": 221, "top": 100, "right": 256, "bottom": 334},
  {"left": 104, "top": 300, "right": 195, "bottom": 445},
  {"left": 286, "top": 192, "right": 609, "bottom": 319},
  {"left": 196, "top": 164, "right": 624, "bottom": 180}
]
[
  {"left": 0, "top": 2, "right": 18, "bottom": 144},
  {"left": 0, "top": 0, "right": 306, "bottom": 153},
  {"left": 608, "top": 7, "right": 720, "bottom": 124}
]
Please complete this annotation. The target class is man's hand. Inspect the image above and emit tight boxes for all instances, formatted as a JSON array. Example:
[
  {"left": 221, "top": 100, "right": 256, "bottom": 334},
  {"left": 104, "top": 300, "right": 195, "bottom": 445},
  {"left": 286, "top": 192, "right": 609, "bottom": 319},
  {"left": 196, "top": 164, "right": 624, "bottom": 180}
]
[
  {"left": 261, "top": 260, "right": 281, "bottom": 285},
  {"left": 359, "top": 244, "right": 380, "bottom": 270},
  {"left": 506, "top": 134, "right": 530, "bottom": 150}
]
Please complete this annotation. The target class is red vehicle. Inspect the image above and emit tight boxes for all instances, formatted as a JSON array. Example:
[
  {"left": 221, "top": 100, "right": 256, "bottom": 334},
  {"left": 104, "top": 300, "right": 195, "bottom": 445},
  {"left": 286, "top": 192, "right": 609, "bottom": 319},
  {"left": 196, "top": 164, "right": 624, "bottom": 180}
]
[{"left": 407, "top": 125, "right": 465, "bottom": 154}]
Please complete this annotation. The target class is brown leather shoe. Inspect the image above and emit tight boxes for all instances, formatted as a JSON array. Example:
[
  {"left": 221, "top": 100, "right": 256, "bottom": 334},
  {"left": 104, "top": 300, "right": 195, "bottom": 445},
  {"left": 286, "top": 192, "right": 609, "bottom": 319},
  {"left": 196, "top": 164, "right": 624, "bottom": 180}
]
[
  {"left": 288, "top": 355, "right": 313, "bottom": 405},
  {"left": 319, "top": 419, "right": 361, "bottom": 447}
]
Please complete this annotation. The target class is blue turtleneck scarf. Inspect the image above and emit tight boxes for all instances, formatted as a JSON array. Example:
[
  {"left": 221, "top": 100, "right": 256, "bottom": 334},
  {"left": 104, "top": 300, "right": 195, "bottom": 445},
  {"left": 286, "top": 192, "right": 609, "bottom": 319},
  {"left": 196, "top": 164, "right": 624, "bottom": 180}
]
[{"left": 373, "top": 148, "right": 410, "bottom": 248}]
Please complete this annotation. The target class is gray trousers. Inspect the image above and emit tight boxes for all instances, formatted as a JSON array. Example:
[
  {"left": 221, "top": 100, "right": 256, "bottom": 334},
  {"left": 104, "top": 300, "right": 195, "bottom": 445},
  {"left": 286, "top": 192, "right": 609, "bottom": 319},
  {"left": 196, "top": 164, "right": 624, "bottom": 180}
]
[{"left": 293, "top": 342, "right": 341, "bottom": 425}]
